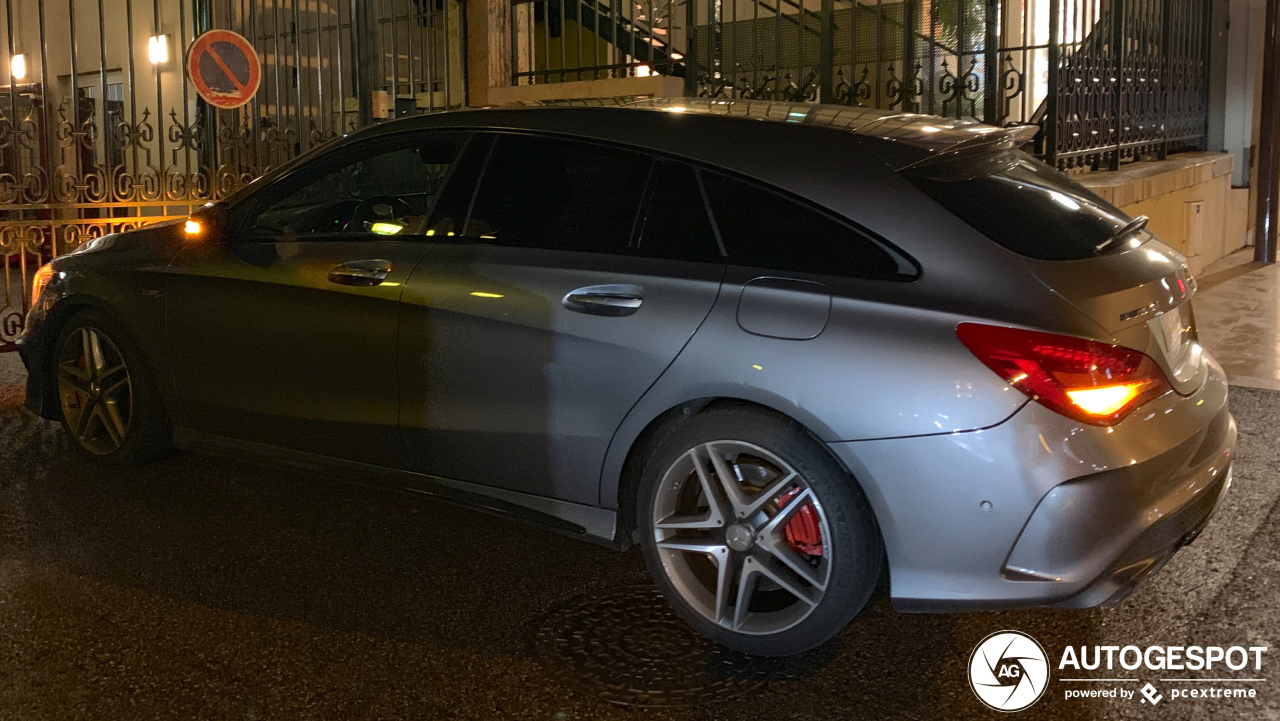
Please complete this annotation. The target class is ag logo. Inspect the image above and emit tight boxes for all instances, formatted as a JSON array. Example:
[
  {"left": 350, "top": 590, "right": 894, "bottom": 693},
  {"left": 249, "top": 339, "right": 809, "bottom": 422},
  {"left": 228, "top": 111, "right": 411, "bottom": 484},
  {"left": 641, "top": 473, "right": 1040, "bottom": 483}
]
[{"left": 969, "top": 630, "right": 1050, "bottom": 712}]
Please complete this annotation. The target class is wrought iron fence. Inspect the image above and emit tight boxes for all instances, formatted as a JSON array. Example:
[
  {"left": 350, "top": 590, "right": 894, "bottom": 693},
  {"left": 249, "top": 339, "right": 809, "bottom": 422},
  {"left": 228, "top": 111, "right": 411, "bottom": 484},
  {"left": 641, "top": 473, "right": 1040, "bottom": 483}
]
[
  {"left": 0, "top": 0, "right": 466, "bottom": 350},
  {"left": 1046, "top": 0, "right": 1213, "bottom": 169},
  {"left": 509, "top": 0, "right": 1212, "bottom": 168}
]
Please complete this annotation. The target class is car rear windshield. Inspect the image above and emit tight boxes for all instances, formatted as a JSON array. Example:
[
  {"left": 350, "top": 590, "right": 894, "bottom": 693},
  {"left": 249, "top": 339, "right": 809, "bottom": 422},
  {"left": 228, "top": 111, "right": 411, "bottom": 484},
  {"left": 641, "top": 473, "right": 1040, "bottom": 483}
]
[{"left": 903, "top": 151, "right": 1132, "bottom": 261}]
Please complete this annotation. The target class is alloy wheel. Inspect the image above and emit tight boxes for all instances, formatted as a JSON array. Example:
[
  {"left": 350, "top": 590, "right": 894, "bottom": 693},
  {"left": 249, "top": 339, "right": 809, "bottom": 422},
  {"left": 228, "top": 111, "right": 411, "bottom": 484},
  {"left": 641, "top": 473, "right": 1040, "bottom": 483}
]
[
  {"left": 57, "top": 326, "right": 133, "bottom": 455},
  {"left": 651, "top": 440, "right": 832, "bottom": 636}
]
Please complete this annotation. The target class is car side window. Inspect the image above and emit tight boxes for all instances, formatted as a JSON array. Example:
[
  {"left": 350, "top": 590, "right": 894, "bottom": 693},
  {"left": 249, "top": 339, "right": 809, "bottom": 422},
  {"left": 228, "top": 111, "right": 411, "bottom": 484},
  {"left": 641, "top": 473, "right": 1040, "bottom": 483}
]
[
  {"left": 242, "top": 132, "right": 465, "bottom": 240},
  {"left": 462, "top": 133, "right": 652, "bottom": 254},
  {"left": 634, "top": 160, "right": 725, "bottom": 263},
  {"left": 424, "top": 134, "right": 493, "bottom": 238},
  {"left": 700, "top": 171, "right": 919, "bottom": 281}
]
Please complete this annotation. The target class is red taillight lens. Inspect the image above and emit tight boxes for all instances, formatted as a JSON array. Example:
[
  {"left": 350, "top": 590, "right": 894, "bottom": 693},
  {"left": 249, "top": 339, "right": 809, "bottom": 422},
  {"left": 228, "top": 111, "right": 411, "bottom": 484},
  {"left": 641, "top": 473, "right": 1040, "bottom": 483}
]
[{"left": 957, "top": 322, "right": 1172, "bottom": 426}]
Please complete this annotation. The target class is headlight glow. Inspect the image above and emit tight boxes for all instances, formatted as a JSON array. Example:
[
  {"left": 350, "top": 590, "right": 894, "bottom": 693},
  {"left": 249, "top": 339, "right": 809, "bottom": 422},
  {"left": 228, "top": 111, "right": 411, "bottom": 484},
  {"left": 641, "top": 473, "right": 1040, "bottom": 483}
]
[{"left": 31, "top": 262, "right": 55, "bottom": 307}]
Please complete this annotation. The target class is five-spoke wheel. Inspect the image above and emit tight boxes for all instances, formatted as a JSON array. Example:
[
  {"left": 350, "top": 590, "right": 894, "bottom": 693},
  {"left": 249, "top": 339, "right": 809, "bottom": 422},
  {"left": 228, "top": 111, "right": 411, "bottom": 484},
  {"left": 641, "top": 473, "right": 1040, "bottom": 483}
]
[
  {"left": 54, "top": 310, "right": 173, "bottom": 464},
  {"left": 639, "top": 404, "right": 881, "bottom": 656},
  {"left": 652, "top": 440, "right": 831, "bottom": 635},
  {"left": 57, "top": 326, "right": 132, "bottom": 455}
]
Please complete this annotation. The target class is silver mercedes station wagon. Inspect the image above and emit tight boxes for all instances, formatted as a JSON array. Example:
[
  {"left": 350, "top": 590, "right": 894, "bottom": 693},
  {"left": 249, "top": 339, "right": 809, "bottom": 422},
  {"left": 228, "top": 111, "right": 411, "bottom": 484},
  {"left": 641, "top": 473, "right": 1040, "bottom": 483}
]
[{"left": 18, "top": 99, "right": 1235, "bottom": 656}]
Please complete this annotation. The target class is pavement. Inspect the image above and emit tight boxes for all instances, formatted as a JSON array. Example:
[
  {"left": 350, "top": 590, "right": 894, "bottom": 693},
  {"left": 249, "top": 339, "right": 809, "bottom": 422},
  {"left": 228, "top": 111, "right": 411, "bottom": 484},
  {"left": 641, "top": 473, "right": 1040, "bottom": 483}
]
[
  {"left": 0, "top": 349, "right": 1278, "bottom": 720},
  {"left": 1194, "top": 247, "right": 1280, "bottom": 391}
]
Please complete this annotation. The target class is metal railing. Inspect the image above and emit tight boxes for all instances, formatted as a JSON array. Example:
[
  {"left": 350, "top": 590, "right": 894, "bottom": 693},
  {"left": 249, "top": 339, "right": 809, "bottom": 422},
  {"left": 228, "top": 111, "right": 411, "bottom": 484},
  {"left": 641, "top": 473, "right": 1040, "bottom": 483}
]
[
  {"left": 509, "top": 0, "right": 1213, "bottom": 169},
  {"left": 0, "top": 0, "right": 466, "bottom": 350},
  {"left": 1046, "top": 0, "right": 1213, "bottom": 169}
]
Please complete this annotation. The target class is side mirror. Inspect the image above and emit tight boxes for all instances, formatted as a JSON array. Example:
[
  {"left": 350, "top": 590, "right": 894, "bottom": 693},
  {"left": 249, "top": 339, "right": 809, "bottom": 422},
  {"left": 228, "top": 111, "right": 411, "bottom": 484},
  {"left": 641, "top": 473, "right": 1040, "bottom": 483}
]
[{"left": 183, "top": 202, "right": 229, "bottom": 241}]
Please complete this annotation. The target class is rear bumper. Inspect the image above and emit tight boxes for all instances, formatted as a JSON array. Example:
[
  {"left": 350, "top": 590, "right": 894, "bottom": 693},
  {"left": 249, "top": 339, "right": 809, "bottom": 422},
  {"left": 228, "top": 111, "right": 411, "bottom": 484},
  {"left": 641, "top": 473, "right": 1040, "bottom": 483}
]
[
  {"left": 1049, "top": 460, "right": 1231, "bottom": 609},
  {"left": 827, "top": 353, "right": 1235, "bottom": 613}
]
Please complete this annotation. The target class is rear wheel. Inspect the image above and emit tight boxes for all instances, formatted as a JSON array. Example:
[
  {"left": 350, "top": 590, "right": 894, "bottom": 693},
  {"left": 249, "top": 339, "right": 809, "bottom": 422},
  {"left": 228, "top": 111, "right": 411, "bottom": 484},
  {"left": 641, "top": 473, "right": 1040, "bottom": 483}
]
[
  {"left": 54, "top": 309, "right": 173, "bottom": 464},
  {"left": 638, "top": 404, "right": 882, "bottom": 657}
]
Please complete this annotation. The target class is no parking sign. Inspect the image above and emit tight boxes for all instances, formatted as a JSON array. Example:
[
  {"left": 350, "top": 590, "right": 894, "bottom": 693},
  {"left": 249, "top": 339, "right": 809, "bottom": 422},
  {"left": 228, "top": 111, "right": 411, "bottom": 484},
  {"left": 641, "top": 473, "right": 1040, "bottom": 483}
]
[{"left": 186, "top": 29, "right": 261, "bottom": 109}]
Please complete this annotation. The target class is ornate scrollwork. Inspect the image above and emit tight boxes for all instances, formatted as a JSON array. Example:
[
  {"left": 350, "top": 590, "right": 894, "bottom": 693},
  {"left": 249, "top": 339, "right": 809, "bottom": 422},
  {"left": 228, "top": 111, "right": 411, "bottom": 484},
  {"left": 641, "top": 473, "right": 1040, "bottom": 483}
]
[
  {"left": 885, "top": 62, "right": 922, "bottom": 110},
  {"left": 118, "top": 108, "right": 156, "bottom": 151},
  {"left": 942, "top": 56, "right": 983, "bottom": 119},
  {"left": 167, "top": 109, "right": 205, "bottom": 152},
  {"left": 0, "top": 226, "right": 24, "bottom": 256},
  {"left": 0, "top": 113, "right": 13, "bottom": 150},
  {"left": 832, "top": 67, "right": 872, "bottom": 107},
  {"left": 1000, "top": 53, "right": 1024, "bottom": 106},
  {"left": 308, "top": 121, "right": 341, "bottom": 147}
]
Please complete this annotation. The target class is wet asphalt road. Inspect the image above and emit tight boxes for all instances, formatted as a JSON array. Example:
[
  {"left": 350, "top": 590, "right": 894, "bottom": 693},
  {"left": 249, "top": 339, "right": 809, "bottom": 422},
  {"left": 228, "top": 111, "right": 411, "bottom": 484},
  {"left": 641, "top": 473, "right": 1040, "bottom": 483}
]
[{"left": 0, "top": 352, "right": 1277, "bottom": 721}]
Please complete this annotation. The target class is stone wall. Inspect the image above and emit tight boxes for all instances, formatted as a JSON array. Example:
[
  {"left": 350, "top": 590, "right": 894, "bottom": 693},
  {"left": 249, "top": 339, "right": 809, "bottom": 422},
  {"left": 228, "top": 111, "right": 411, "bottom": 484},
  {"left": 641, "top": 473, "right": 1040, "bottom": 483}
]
[{"left": 1077, "top": 153, "right": 1249, "bottom": 276}]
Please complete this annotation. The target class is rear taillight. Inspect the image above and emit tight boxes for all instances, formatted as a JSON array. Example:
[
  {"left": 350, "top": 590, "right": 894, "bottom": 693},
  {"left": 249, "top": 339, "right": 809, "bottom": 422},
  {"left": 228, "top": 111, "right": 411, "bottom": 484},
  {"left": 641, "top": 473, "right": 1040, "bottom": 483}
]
[{"left": 957, "top": 322, "right": 1172, "bottom": 426}]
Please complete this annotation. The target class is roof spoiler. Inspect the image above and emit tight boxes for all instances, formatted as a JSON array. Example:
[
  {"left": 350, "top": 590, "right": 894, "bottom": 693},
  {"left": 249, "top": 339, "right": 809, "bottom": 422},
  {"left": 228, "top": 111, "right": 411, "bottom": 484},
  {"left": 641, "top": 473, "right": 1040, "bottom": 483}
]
[{"left": 895, "top": 124, "right": 1040, "bottom": 172}]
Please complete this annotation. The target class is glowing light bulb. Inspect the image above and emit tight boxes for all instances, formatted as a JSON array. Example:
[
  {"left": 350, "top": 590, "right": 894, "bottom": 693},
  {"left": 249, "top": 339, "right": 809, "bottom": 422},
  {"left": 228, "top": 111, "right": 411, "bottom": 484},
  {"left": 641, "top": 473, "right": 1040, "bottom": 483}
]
[{"left": 148, "top": 35, "right": 170, "bottom": 65}]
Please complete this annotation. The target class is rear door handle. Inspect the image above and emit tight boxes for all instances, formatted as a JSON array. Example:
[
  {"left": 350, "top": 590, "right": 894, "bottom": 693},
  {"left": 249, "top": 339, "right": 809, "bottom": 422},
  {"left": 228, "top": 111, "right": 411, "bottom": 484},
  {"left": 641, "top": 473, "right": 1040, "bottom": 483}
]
[
  {"left": 561, "top": 284, "right": 644, "bottom": 317},
  {"left": 328, "top": 259, "right": 392, "bottom": 287}
]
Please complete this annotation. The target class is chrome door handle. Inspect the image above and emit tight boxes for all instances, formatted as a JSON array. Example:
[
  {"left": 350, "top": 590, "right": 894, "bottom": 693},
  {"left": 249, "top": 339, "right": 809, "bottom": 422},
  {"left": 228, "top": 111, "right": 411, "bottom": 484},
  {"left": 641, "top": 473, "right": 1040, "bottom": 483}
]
[
  {"left": 561, "top": 284, "right": 644, "bottom": 317},
  {"left": 328, "top": 259, "right": 392, "bottom": 287}
]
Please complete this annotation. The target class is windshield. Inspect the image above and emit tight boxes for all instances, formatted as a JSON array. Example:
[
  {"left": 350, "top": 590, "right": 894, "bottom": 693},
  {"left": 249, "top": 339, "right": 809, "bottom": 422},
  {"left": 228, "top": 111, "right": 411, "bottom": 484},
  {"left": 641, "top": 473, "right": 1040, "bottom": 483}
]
[{"left": 904, "top": 151, "right": 1133, "bottom": 261}]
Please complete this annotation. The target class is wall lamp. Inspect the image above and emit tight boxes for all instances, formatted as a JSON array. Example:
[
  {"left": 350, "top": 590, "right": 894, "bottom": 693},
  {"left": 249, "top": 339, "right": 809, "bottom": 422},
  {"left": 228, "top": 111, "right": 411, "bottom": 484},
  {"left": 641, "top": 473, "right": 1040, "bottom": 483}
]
[
  {"left": 147, "top": 34, "right": 170, "bottom": 66},
  {"left": 10, "top": 53, "right": 26, "bottom": 81}
]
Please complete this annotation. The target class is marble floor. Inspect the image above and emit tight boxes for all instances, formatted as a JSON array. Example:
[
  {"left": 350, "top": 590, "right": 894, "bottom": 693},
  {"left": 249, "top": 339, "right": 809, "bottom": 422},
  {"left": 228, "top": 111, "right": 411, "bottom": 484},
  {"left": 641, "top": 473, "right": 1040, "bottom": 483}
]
[{"left": 1193, "top": 246, "right": 1280, "bottom": 390}]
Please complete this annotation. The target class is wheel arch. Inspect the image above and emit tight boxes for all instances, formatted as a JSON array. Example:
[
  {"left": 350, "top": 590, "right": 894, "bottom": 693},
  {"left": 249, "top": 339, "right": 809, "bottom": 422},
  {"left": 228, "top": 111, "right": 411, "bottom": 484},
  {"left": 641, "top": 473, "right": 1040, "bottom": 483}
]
[
  {"left": 28, "top": 295, "right": 175, "bottom": 423},
  {"left": 24, "top": 295, "right": 115, "bottom": 418},
  {"left": 611, "top": 394, "right": 887, "bottom": 553}
]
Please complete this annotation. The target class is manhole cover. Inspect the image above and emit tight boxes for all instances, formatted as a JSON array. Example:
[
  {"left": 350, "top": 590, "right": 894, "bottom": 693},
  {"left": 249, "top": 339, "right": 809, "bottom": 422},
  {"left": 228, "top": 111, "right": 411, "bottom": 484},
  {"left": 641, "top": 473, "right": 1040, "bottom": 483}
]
[{"left": 531, "top": 584, "right": 784, "bottom": 707}]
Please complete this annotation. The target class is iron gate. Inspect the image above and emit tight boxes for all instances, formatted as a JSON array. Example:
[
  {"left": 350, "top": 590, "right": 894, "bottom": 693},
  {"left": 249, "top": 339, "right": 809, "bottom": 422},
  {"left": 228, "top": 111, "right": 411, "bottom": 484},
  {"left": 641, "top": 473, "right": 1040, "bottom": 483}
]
[
  {"left": 0, "top": 0, "right": 466, "bottom": 351},
  {"left": 509, "top": 0, "right": 1213, "bottom": 168}
]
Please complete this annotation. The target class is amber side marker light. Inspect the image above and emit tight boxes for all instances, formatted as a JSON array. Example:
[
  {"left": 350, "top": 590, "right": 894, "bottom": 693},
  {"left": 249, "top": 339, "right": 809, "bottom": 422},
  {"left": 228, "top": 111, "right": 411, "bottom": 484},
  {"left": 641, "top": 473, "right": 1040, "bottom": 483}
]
[
  {"left": 957, "top": 322, "right": 1172, "bottom": 426},
  {"left": 183, "top": 219, "right": 202, "bottom": 236},
  {"left": 31, "top": 262, "right": 54, "bottom": 307}
]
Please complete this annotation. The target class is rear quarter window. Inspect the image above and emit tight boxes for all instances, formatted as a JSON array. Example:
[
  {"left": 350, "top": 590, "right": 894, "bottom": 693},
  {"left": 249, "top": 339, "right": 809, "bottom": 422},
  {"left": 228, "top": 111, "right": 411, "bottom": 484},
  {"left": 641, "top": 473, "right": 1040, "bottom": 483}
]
[{"left": 700, "top": 171, "right": 919, "bottom": 281}]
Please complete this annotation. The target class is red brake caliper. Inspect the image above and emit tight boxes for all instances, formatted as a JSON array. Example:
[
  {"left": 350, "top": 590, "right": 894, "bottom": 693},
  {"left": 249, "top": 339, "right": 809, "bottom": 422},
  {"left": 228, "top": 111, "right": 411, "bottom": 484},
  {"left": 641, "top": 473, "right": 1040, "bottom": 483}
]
[{"left": 776, "top": 489, "right": 824, "bottom": 557}]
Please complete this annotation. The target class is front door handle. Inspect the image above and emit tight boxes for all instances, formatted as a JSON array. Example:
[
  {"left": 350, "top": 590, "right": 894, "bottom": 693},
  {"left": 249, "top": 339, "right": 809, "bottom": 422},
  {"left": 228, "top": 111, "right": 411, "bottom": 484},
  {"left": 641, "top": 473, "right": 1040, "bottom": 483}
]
[
  {"left": 328, "top": 259, "right": 392, "bottom": 287},
  {"left": 562, "top": 284, "right": 644, "bottom": 317}
]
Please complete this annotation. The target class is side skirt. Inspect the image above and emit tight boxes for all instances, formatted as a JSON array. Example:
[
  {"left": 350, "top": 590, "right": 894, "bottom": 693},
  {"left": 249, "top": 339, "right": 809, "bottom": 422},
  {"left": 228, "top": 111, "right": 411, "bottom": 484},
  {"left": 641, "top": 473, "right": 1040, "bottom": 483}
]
[{"left": 173, "top": 428, "right": 623, "bottom": 549}]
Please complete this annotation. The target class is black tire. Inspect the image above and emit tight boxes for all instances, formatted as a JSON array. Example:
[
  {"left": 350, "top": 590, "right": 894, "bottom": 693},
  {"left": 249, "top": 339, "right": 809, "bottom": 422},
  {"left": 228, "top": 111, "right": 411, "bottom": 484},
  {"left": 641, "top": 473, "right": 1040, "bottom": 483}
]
[
  {"left": 637, "top": 403, "right": 882, "bottom": 657},
  {"left": 52, "top": 308, "right": 174, "bottom": 465}
]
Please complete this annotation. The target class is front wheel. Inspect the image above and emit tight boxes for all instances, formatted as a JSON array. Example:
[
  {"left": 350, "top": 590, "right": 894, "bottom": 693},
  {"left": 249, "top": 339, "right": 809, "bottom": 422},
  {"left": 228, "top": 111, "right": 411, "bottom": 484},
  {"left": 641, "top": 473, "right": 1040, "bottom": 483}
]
[
  {"left": 638, "top": 404, "right": 883, "bottom": 657},
  {"left": 54, "top": 309, "right": 173, "bottom": 464}
]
